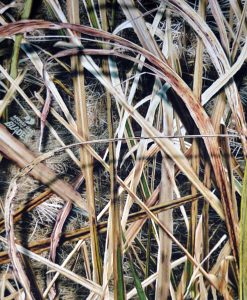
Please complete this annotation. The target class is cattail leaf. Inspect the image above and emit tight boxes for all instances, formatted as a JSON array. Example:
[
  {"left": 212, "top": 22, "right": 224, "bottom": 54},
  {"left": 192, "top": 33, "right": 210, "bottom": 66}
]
[{"left": 126, "top": 248, "right": 146, "bottom": 299}]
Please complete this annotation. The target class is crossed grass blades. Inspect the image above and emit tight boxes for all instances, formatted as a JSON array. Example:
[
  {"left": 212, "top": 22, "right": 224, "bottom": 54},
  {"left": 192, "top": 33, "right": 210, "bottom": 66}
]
[{"left": 0, "top": 0, "right": 247, "bottom": 299}]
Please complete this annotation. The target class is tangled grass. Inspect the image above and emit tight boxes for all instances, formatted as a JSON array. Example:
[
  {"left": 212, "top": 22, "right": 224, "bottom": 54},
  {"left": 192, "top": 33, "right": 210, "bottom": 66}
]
[{"left": 0, "top": 0, "right": 247, "bottom": 299}]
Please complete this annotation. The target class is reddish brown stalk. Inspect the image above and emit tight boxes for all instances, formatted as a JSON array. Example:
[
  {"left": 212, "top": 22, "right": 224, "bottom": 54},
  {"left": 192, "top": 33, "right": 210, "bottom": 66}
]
[
  {"left": 0, "top": 193, "right": 200, "bottom": 265},
  {"left": 46, "top": 201, "right": 72, "bottom": 300},
  {"left": 46, "top": 175, "right": 84, "bottom": 300},
  {"left": 0, "top": 189, "right": 52, "bottom": 232},
  {"left": 5, "top": 179, "right": 34, "bottom": 300},
  {"left": 0, "top": 175, "right": 86, "bottom": 233},
  {"left": 0, "top": 144, "right": 194, "bottom": 235}
]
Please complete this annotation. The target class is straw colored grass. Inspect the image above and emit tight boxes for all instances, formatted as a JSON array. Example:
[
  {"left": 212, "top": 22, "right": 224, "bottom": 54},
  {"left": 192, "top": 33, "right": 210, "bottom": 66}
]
[{"left": 0, "top": 1, "right": 246, "bottom": 299}]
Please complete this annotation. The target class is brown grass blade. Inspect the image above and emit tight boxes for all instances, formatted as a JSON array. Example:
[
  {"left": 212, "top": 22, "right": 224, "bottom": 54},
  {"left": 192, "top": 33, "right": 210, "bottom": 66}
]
[
  {"left": 0, "top": 71, "right": 25, "bottom": 117},
  {"left": 101, "top": 3, "right": 126, "bottom": 296},
  {"left": 46, "top": 203, "right": 72, "bottom": 299},
  {"left": 231, "top": 0, "right": 247, "bottom": 61},
  {"left": 163, "top": 0, "right": 243, "bottom": 265},
  {"left": 208, "top": 0, "right": 230, "bottom": 56},
  {"left": 68, "top": 0, "right": 103, "bottom": 284},
  {"left": 0, "top": 193, "right": 200, "bottom": 265},
  {"left": 0, "top": 174, "right": 84, "bottom": 233},
  {"left": 4, "top": 178, "right": 34, "bottom": 300},
  {"left": 0, "top": 236, "right": 104, "bottom": 297},
  {"left": 118, "top": 0, "right": 164, "bottom": 60},
  {"left": 165, "top": 0, "right": 247, "bottom": 157},
  {"left": 155, "top": 8, "right": 174, "bottom": 300},
  {"left": 185, "top": 0, "right": 207, "bottom": 295},
  {"left": 0, "top": 124, "right": 88, "bottom": 213},
  {"left": 1, "top": 19, "right": 240, "bottom": 264},
  {"left": 202, "top": 38, "right": 247, "bottom": 105},
  {"left": 44, "top": 240, "right": 84, "bottom": 298},
  {"left": 0, "top": 26, "right": 222, "bottom": 223}
]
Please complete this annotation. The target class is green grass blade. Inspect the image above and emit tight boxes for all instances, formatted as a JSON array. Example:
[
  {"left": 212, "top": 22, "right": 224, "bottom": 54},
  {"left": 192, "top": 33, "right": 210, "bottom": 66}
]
[
  {"left": 123, "top": 233, "right": 146, "bottom": 300},
  {"left": 84, "top": 0, "right": 100, "bottom": 29},
  {"left": 117, "top": 246, "right": 126, "bottom": 300},
  {"left": 127, "top": 251, "right": 146, "bottom": 300},
  {"left": 10, "top": 0, "right": 33, "bottom": 79}
]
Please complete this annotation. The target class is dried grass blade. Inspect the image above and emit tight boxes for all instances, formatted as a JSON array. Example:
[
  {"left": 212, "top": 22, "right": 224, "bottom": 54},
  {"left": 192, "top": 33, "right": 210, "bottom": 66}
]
[
  {"left": 121, "top": 83, "right": 167, "bottom": 229},
  {"left": 203, "top": 92, "right": 227, "bottom": 274},
  {"left": 156, "top": 155, "right": 173, "bottom": 299},
  {"left": 218, "top": 258, "right": 230, "bottom": 298},
  {"left": 0, "top": 1, "right": 18, "bottom": 14},
  {"left": 208, "top": 0, "right": 230, "bottom": 55},
  {"left": 231, "top": 0, "right": 247, "bottom": 61},
  {"left": 112, "top": 3, "right": 165, "bottom": 164},
  {"left": 229, "top": 0, "right": 247, "bottom": 28},
  {"left": 185, "top": 0, "right": 206, "bottom": 295},
  {"left": 67, "top": 0, "right": 103, "bottom": 285},
  {"left": 99, "top": 1, "right": 126, "bottom": 295},
  {"left": 46, "top": 201, "right": 72, "bottom": 299},
  {"left": 0, "top": 124, "right": 87, "bottom": 213},
  {"left": 0, "top": 192, "right": 200, "bottom": 265},
  {"left": 185, "top": 234, "right": 227, "bottom": 298},
  {"left": 0, "top": 71, "right": 25, "bottom": 117},
  {"left": 119, "top": 185, "right": 222, "bottom": 292},
  {"left": 0, "top": 236, "right": 103, "bottom": 296},
  {"left": 210, "top": 241, "right": 231, "bottom": 276},
  {"left": 22, "top": 43, "right": 76, "bottom": 127},
  {"left": 220, "top": 125, "right": 238, "bottom": 221},
  {"left": 114, "top": 1, "right": 165, "bottom": 165},
  {"left": 118, "top": 0, "right": 164, "bottom": 59},
  {"left": 0, "top": 175, "right": 84, "bottom": 232},
  {"left": 0, "top": 189, "right": 52, "bottom": 232},
  {"left": 165, "top": 0, "right": 247, "bottom": 157},
  {"left": 155, "top": 9, "right": 173, "bottom": 300},
  {"left": 44, "top": 240, "right": 84, "bottom": 298},
  {"left": 4, "top": 178, "right": 34, "bottom": 300},
  {"left": 202, "top": 37, "right": 247, "bottom": 105},
  {"left": 240, "top": 161, "right": 247, "bottom": 299},
  {"left": 163, "top": 0, "right": 242, "bottom": 263}
]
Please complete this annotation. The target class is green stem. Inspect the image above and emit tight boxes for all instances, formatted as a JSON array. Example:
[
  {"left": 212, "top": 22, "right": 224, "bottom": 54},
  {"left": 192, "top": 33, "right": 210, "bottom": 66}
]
[{"left": 10, "top": 0, "right": 33, "bottom": 79}]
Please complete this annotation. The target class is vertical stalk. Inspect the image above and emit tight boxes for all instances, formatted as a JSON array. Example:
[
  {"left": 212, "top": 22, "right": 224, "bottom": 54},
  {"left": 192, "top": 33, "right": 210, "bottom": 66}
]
[
  {"left": 67, "top": 0, "right": 102, "bottom": 284},
  {"left": 186, "top": 0, "right": 206, "bottom": 297},
  {"left": 202, "top": 92, "right": 226, "bottom": 272},
  {"left": 3, "top": 0, "right": 33, "bottom": 121},
  {"left": 155, "top": 9, "right": 173, "bottom": 300},
  {"left": 240, "top": 161, "right": 247, "bottom": 300},
  {"left": 10, "top": 0, "right": 33, "bottom": 79},
  {"left": 99, "top": 0, "right": 125, "bottom": 297}
]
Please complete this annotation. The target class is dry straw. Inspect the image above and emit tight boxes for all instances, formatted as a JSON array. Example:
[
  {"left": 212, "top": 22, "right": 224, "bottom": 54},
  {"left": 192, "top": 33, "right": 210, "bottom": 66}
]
[{"left": 0, "top": 0, "right": 246, "bottom": 299}]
